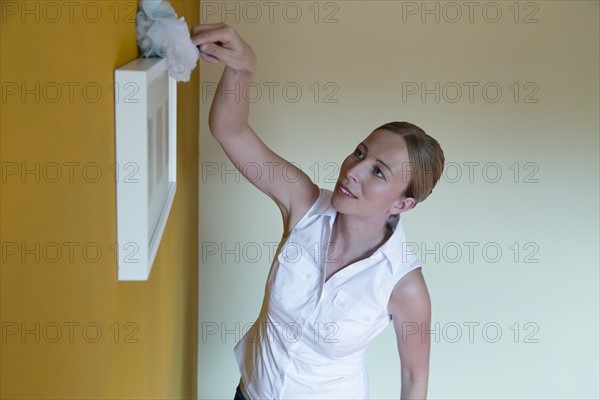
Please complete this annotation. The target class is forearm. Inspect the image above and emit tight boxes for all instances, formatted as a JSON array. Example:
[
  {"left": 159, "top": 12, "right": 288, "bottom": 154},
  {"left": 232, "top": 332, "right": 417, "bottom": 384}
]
[{"left": 208, "top": 66, "right": 255, "bottom": 138}]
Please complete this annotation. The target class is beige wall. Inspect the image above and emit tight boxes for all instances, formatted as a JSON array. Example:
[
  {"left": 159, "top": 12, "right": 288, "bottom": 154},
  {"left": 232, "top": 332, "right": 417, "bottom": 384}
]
[
  {"left": 1, "top": 1, "right": 199, "bottom": 398},
  {"left": 199, "top": 1, "right": 599, "bottom": 398}
]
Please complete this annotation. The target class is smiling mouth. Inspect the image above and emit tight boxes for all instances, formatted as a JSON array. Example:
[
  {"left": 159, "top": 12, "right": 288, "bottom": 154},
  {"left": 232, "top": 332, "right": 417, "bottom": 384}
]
[{"left": 338, "top": 182, "right": 357, "bottom": 199}]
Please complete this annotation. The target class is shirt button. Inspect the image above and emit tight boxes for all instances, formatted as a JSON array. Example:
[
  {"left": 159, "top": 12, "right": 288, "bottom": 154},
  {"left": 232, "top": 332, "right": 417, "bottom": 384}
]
[
  {"left": 305, "top": 273, "right": 311, "bottom": 279},
  {"left": 300, "top": 317, "right": 305, "bottom": 323},
  {"left": 338, "top": 300, "right": 346, "bottom": 307}
]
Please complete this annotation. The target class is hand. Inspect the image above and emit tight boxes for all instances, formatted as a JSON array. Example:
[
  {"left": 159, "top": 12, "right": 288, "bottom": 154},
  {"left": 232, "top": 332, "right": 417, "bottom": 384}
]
[{"left": 191, "top": 23, "right": 257, "bottom": 74}]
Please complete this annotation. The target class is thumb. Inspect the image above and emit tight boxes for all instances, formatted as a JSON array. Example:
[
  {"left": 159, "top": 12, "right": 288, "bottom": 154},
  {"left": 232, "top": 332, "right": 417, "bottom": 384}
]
[{"left": 198, "top": 42, "right": 232, "bottom": 63}]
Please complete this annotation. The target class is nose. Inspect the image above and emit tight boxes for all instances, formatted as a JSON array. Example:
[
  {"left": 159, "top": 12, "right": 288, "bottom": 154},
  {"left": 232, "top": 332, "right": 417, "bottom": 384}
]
[{"left": 345, "top": 161, "right": 362, "bottom": 183}]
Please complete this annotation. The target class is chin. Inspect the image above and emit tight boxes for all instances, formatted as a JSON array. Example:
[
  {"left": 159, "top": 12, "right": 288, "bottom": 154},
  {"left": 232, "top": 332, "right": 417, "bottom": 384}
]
[{"left": 329, "top": 193, "right": 351, "bottom": 215}]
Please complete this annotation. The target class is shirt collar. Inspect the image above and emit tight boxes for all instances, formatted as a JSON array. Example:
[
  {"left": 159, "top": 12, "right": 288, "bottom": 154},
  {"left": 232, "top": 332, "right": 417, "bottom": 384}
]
[
  {"left": 319, "top": 189, "right": 412, "bottom": 273},
  {"left": 377, "top": 219, "right": 411, "bottom": 273},
  {"left": 313, "top": 188, "right": 338, "bottom": 218}
]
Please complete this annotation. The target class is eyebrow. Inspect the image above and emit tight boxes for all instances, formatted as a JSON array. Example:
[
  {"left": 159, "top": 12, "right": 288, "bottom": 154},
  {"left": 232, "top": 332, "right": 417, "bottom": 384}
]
[{"left": 359, "top": 143, "right": 394, "bottom": 176}]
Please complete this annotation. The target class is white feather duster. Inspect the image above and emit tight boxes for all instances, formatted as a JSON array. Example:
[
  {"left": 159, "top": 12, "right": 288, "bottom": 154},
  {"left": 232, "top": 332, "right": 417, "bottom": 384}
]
[{"left": 136, "top": 0, "right": 198, "bottom": 82}]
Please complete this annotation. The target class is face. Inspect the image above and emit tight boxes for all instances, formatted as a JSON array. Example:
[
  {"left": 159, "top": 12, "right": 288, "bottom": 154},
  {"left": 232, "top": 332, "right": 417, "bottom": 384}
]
[{"left": 331, "top": 129, "right": 416, "bottom": 221}]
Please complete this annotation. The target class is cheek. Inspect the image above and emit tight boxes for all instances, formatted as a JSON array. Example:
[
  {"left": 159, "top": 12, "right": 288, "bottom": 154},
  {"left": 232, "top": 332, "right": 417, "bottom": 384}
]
[{"left": 362, "top": 182, "right": 396, "bottom": 205}]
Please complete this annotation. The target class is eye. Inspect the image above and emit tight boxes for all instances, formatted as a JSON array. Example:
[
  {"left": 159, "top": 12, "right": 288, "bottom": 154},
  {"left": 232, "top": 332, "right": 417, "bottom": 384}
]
[
  {"left": 372, "top": 166, "right": 385, "bottom": 179},
  {"left": 353, "top": 148, "right": 364, "bottom": 159}
]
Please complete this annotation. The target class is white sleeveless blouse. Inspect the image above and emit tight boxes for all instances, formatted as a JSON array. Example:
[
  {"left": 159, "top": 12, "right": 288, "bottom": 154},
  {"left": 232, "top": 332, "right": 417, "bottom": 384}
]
[{"left": 234, "top": 188, "right": 422, "bottom": 399}]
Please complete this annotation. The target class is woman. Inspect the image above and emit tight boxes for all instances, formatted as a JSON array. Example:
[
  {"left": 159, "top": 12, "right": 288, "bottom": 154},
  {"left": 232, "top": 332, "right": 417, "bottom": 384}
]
[{"left": 193, "top": 23, "right": 445, "bottom": 400}]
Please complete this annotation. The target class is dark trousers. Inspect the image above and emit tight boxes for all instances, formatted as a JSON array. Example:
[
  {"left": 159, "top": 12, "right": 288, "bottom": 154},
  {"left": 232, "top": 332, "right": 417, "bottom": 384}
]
[{"left": 234, "top": 384, "right": 247, "bottom": 400}]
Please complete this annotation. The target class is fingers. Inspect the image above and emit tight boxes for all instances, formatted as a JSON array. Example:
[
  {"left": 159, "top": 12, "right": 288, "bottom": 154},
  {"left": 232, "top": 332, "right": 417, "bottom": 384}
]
[
  {"left": 191, "top": 23, "right": 232, "bottom": 65},
  {"left": 190, "top": 24, "right": 238, "bottom": 48},
  {"left": 191, "top": 23, "right": 256, "bottom": 73},
  {"left": 198, "top": 42, "right": 230, "bottom": 63},
  {"left": 191, "top": 22, "right": 227, "bottom": 37},
  {"left": 198, "top": 48, "right": 220, "bottom": 63}
]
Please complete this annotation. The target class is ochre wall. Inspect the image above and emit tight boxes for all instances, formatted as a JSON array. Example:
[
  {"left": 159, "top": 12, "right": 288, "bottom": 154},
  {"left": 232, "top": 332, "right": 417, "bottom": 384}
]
[{"left": 1, "top": 1, "right": 199, "bottom": 398}]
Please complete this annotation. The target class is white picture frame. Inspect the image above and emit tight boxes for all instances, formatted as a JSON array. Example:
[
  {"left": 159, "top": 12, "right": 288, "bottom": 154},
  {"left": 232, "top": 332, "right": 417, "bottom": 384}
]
[{"left": 114, "top": 58, "right": 177, "bottom": 281}]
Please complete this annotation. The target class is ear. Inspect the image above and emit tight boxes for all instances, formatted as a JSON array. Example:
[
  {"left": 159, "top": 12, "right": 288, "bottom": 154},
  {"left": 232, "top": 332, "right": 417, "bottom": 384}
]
[{"left": 389, "top": 196, "right": 416, "bottom": 215}]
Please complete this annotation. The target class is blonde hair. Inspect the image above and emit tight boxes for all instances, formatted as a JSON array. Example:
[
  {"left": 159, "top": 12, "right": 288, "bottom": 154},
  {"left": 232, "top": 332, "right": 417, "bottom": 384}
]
[{"left": 376, "top": 121, "right": 445, "bottom": 209}]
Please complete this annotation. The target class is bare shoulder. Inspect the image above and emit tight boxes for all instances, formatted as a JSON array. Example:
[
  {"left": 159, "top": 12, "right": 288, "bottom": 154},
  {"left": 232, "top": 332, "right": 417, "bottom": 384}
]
[
  {"left": 387, "top": 267, "right": 431, "bottom": 317},
  {"left": 282, "top": 183, "right": 320, "bottom": 236}
]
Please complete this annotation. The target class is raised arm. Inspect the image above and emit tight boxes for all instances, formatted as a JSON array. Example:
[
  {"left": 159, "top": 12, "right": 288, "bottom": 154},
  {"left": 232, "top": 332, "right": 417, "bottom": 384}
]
[
  {"left": 192, "top": 23, "right": 318, "bottom": 234},
  {"left": 388, "top": 267, "right": 431, "bottom": 399}
]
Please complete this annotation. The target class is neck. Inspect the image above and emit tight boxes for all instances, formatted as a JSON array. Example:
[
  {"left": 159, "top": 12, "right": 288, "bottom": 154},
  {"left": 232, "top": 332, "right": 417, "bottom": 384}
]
[{"left": 330, "top": 213, "right": 391, "bottom": 263}]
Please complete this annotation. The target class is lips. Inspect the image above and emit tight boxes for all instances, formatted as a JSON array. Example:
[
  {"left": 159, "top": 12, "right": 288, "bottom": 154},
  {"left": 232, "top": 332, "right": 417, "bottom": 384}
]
[{"left": 337, "top": 182, "right": 357, "bottom": 199}]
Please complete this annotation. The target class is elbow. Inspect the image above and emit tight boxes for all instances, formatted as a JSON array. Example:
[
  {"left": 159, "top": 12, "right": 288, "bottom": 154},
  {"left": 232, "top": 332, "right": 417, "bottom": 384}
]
[
  {"left": 207, "top": 114, "right": 244, "bottom": 142},
  {"left": 207, "top": 114, "right": 220, "bottom": 139},
  {"left": 207, "top": 119, "right": 228, "bottom": 144},
  {"left": 401, "top": 369, "right": 429, "bottom": 400},
  {"left": 402, "top": 364, "right": 429, "bottom": 381}
]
